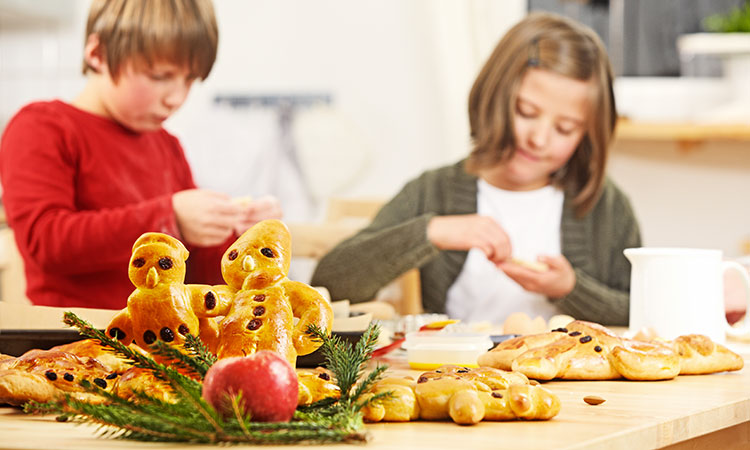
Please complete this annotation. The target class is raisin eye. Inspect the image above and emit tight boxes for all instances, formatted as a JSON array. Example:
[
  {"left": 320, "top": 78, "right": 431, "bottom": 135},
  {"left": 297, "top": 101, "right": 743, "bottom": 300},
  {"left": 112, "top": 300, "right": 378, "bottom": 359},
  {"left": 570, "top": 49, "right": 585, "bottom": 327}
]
[
  {"left": 132, "top": 258, "right": 146, "bottom": 268},
  {"left": 246, "top": 319, "right": 262, "bottom": 330},
  {"left": 260, "top": 247, "right": 275, "bottom": 258},
  {"left": 158, "top": 257, "right": 173, "bottom": 270},
  {"left": 228, "top": 249, "right": 238, "bottom": 261},
  {"left": 160, "top": 327, "right": 175, "bottom": 342}
]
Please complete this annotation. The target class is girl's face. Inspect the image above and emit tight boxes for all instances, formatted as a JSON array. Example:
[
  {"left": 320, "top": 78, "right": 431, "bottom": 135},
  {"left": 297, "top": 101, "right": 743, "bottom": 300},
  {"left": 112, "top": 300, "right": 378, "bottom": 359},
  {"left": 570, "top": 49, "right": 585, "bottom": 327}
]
[
  {"left": 482, "top": 68, "right": 593, "bottom": 191},
  {"left": 100, "top": 60, "right": 198, "bottom": 132}
]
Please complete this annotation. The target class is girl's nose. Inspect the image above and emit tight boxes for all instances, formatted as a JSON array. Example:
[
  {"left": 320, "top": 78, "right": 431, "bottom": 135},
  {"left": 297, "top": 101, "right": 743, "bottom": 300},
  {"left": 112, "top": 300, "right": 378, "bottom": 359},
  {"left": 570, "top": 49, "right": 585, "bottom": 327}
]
[{"left": 528, "top": 122, "right": 551, "bottom": 149}]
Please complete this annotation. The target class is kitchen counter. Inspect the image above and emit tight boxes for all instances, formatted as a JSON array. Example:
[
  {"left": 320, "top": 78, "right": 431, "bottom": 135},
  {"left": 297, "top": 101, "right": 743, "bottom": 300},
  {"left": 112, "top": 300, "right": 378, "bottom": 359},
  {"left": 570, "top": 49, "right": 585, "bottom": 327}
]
[
  {"left": 616, "top": 119, "right": 750, "bottom": 143},
  {"left": 1, "top": 342, "right": 749, "bottom": 450}
]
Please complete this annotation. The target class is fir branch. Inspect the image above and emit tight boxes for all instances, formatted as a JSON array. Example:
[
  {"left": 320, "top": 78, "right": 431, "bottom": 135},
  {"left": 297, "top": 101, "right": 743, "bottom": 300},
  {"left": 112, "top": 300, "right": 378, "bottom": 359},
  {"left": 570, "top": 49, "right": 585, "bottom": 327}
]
[
  {"left": 183, "top": 333, "right": 218, "bottom": 368},
  {"left": 306, "top": 322, "right": 384, "bottom": 407},
  {"left": 148, "top": 339, "right": 209, "bottom": 379}
]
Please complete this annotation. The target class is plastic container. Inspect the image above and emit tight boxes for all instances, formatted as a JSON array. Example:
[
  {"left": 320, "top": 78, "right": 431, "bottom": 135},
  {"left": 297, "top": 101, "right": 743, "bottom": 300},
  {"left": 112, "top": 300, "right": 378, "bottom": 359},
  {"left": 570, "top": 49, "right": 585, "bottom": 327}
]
[{"left": 401, "top": 331, "right": 493, "bottom": 370}]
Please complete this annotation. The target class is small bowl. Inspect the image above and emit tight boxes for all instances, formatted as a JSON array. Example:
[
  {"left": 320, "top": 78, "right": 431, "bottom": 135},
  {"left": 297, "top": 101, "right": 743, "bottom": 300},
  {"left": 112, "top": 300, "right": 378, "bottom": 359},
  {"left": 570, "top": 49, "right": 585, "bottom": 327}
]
[{"left": 401, "top": 331, "right": 493, "bottom": 370}]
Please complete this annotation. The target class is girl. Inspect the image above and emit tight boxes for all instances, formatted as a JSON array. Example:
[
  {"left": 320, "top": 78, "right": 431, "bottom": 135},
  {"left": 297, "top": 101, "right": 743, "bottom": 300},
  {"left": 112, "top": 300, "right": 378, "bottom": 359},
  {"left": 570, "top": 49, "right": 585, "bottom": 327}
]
[{"left": 311, "top": 12, "right": 641, "bottom": 326}]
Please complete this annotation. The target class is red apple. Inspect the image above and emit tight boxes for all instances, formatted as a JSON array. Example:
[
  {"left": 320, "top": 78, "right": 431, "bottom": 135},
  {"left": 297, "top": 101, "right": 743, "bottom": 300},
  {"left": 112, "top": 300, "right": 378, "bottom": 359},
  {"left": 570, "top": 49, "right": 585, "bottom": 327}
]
[{"left": 202, "top": 351, "right": 299, "bottom": 422}]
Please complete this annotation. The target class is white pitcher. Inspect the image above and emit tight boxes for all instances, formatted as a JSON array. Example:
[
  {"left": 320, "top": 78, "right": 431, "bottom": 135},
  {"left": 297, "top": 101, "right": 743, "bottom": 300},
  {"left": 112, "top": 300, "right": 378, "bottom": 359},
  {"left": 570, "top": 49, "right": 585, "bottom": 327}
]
[{"left": 624, "top": 247, "right": 750, "bottom": 342}]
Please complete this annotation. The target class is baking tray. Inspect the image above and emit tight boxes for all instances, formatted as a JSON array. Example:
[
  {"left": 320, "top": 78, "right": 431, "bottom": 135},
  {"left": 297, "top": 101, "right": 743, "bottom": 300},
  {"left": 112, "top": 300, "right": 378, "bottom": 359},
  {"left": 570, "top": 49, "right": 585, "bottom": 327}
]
[
  {"left": 0, "top": 329, "right": 87, "bottom": 357},
  {"left": 0, "top": 328, "right": 364, "bottom": 369}
]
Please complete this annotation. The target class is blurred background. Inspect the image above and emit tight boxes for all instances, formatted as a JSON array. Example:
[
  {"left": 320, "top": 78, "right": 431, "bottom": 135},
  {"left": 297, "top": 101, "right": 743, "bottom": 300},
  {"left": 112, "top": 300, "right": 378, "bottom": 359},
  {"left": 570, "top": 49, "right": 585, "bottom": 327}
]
[{"left": 2, "top": 0, "right": 750, "bottom": 286}]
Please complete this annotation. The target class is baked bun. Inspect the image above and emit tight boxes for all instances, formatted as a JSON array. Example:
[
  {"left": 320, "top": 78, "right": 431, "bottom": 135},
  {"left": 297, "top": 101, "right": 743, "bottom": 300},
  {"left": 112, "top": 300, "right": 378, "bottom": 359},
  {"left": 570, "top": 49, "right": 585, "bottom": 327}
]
[
  {"left": 478, "top": 320, "right": 742, "bottom": 380},
  {"left": 360, "top": 365, "right": 560, "bottom": 425},
  {"left": 296, "top": 367, "right": 340, "bottom": 406},
  {"left": 215, "top": 220, "right": 333, "bottom": 365}
]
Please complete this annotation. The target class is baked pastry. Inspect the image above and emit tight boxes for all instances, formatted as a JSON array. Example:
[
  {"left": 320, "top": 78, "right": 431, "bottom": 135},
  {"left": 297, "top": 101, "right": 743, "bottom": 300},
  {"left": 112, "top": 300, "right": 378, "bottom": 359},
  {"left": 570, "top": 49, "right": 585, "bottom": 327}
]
[
  {"left": 105, "top": 232, "right": 234, "bottom": 353},
  {"left": 296, "top": 367, "right": 340, "bottom": 406},
  {"left": 212, "top": 220, "right": 333, "bottom": 365},
  {"left": 360, "top": 365, "right": 560, "bottom": 425},
  {"left": 478, "top": 320, "right": 742, "bottom": 381},
  {"left": 112, "top": 367, "right": 175, "bottom": 403},
  {"left": 0, "top": 347, "right": 118, "bottom": 406}
]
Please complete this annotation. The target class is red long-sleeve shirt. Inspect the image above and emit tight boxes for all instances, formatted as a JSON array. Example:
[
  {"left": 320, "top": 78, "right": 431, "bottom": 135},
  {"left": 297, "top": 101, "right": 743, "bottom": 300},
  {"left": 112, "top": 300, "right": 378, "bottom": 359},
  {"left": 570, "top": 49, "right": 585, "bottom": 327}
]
[{"left": 0, "top": 100, "right": 228, "bottom": 309}]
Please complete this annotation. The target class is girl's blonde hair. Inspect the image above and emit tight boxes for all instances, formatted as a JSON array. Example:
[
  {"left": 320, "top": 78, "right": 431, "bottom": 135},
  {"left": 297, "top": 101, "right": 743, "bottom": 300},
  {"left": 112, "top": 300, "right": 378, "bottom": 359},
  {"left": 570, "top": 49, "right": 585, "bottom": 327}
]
[
  {"left": 467, "top": 12, "right": 616, "bottom": 217},
  {"left": 82, "top": 0, "right": 218, "bottom": 81}
]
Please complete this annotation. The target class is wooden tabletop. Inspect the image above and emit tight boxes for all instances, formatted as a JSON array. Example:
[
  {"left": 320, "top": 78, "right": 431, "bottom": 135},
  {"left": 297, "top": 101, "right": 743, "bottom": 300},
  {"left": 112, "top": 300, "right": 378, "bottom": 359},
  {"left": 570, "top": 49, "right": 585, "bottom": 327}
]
[{"left": 1, "top": 342, "right": 749, "bottom": 450}]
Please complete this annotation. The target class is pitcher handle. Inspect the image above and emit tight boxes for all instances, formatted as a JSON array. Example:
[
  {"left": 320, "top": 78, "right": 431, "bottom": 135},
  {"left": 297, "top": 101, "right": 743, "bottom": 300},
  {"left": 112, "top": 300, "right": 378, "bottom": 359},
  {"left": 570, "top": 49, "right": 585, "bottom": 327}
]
[{"left": 722, "top": 261, "right": 750, "bottom": 338}]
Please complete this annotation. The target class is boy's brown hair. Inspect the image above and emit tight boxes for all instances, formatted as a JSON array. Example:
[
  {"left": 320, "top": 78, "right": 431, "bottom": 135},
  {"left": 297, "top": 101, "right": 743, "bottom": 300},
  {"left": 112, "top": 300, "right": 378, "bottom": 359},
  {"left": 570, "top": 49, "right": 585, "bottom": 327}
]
[
  {"left": 466, "top": 12, "right": 616, "bottom": 217},
  {"left": 82, "top": 0, "right": 218, "bottom": 81}
]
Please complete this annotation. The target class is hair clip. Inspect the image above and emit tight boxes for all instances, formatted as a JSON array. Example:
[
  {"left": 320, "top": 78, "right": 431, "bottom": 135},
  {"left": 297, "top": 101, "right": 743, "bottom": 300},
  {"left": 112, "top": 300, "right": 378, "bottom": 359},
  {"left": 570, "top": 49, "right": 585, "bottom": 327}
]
[{"left": 527, "top": 37, "right": 540, "bottom": 67}]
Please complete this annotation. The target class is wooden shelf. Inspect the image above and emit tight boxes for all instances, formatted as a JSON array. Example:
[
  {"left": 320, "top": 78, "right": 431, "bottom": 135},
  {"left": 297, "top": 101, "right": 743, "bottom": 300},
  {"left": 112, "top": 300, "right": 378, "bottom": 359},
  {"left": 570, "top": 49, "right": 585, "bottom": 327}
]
[{"left": 615, "top": 119, "right": 750, "bottom": 143}]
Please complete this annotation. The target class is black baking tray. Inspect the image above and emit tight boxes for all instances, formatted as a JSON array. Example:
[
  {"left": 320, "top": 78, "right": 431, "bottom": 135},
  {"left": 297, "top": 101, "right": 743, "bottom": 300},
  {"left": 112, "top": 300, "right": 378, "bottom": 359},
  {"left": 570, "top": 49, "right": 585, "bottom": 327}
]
[
  {"left": 0, "top": 329, "right": 87, "bottom": 357},
  {"left": 0, "top": 328, "right": 364, "bottom": 369}
]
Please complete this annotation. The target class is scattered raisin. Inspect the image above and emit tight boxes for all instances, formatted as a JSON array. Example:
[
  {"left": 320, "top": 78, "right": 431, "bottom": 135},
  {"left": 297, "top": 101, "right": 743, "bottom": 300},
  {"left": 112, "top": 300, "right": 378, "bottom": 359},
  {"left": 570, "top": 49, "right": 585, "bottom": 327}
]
[
  {"left": 160, "top": 327, "right": 175, "bottom": 342},
  {"left": 552, "top": 327, "right": 568, "bottom": 333},
  {"left": 253, "top": 306, "right": 266, "bottom": 316},
  {"left": 246, "top": 319, "right": 262, "bottom": 330},
  {"left": 529, "top": 380, "right": 540, "bottom": 386},
  {"left": 253, "top": 294, "right": 266, "bottom": 302},
  {"left": 45, "top": 370, "right": 57, "bottom": 381},
  {"left": 204, "top": 291, "right": 216, "bottom": 310},
  {"left": 456, "top": 368, "right": 469, "bottom": 373},
  {"left": 63, "top": 373, "right": 74, "bottom": 382},
  {"left": 594, "top": 345, "right": 602, "bottom": 352},
  {"left": 178, "top": 324, "right": 190, "bottom": 335},
  {"left": 569, "top": 331, "right": 582, "bottom": 337},
  {"left": 143, "top": 330, "right": 156, "bottom": 344},
  {"left": 228, "top": 249, "right": 239, "bottom": 261},
  {"left": 584, "top": 395, "right": 606, "bottom": 405},
  {"left": 417, "top": 376, "right": 428, "bottom": 383},
  {"left": 260, "top": 247, "right": 275, "bottom": 258},
  {"left": 318, "top": 372, "right": 331, "bottom": 381},
  {"left": 580, "top": 336, "right": 593, "bottom": 344},
  {"left": 93, "top": 378, "right": 107, "bottom": 389},
  {"left": 132, "top": 257, "right": 146, "bottom": 268},
  {"left": 158, "top": 257, "right": 173, "bottom": 270},
  {"left": 106, "top": 373, "right": 118, "bottom": 380},
  {"left": 492, "top": 392, "right": 504, "bottom": 399}
]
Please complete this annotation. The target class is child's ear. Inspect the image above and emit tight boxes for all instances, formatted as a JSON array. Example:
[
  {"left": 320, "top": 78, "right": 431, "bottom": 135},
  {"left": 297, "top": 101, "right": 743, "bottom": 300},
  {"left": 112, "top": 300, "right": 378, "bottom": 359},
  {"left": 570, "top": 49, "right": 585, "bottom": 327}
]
[{"left": 83, "top": 33, "right": 105, "bottom": 74}]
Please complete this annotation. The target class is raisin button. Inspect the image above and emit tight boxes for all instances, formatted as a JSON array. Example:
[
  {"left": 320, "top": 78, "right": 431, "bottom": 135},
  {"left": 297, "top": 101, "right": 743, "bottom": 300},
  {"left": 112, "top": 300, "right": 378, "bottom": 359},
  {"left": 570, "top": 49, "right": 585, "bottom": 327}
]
[
  {"left": 143, "top": 330, "right": 157, "bottom": 345},
  {"left": 93, "top": 378, "right": 107, "bottom": 389},
  {"left": 204, "top": 291, "right": 217, "bottom": 310},
  {"left": 178, "top": 324, "right": 190, "bottom": 335},
  {"left": 253, "top": 306, "right": 266, "bottom": 316},
  {"left": 246, "top": 319, "right": 262, "bottom": 330},
  {"left": 109, "top": 327, "right": 126, "bottom": 341},
  {"left": 160, "top": 327, "right": 175, "bottom": 342},
  {"left": 253, "top": 294, "right": 266, "bottom": 302},
  {"left": 63, "top": 373, "right": 74, "bottom": 382},
  {"left": 45, "top": 370, "right": 57, "bottom": 381},
  {"left": 318, "top": 372, "right": 331, "bottom": 381}
]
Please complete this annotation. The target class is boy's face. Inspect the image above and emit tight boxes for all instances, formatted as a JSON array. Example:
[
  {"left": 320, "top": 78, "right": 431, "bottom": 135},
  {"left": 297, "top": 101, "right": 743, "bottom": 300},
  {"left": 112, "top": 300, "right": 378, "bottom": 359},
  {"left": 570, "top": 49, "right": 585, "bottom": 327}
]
[{"left": 100, "top": 60, "right": 198, "bottom": 133}]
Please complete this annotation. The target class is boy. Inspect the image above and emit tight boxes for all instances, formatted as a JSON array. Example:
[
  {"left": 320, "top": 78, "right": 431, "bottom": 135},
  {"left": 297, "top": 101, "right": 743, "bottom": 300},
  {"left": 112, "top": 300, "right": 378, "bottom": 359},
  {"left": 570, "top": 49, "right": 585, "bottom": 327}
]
[{"left": 0, "top": 0, "right": 281, "bottom": 309}]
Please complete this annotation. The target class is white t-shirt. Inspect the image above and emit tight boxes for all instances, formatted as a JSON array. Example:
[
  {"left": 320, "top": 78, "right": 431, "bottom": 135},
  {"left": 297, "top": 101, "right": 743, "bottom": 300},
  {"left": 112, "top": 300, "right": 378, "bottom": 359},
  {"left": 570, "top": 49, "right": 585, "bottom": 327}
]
[{"left": 445, "top": 179, "right": 564, "bottom": 324}]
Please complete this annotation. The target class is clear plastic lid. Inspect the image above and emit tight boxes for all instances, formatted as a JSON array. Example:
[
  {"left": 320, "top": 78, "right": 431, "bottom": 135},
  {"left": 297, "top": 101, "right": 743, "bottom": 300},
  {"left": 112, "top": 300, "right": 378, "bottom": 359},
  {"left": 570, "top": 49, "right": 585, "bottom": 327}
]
[{"left": 402, "top": 330, "right": 493, "bottom": 351}]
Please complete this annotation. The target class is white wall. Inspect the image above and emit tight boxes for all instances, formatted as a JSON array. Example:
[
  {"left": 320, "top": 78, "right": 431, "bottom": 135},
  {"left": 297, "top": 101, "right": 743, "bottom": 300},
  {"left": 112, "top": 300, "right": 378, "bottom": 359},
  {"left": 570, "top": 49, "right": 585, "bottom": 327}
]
[{"left": 2, "top": 0, "right": 748, "bottom": 257}]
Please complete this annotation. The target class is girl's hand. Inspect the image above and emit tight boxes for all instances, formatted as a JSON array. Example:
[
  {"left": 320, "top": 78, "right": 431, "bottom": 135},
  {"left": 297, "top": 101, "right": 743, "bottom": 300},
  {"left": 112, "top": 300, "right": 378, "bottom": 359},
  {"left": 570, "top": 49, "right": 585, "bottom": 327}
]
[
  {"left": 427, "top": 214, "right": 512, "bottom": 264},
  {"left": 172, "top": 189, "right": 241, "bottom": 247},
  {"left": 234, "top": 195, "right": 283, "bottom": 236},
  {"left": 498, "top": 254, "right": 576, "bottom": 298}
]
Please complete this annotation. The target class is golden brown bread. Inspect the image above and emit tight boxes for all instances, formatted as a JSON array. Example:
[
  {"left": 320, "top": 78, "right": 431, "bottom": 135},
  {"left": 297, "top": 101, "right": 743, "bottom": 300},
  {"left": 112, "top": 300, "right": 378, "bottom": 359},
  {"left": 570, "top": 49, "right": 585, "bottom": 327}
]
[
  {"left": 0, "top": 347, "right": 120, "bottom": 406},
  {"left": 296, "top": 367, "right": 340, "bottom": 406},
  {"left": 105, "top": 233, "right": 233, "bottom": 354},
  {"left": 214, "top": 220, "right": 333, "bottom": 364},
  {"left": 478, "top": 320, "right": 742, "bottom": 381},
  {"left": 360, "top": 365, "right": 560, "bottom": 425}
]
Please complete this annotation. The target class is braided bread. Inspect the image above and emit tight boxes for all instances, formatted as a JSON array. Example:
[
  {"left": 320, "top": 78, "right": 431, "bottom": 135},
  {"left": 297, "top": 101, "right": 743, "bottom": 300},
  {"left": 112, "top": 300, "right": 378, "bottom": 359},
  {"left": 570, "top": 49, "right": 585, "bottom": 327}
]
[
  {"left": 296, "top": 367, "right": 341, "bottom": 406},
  {"left": 478, "top": 320, "right": 743, "bottom": 380},
  {"left": 360, "top": 365, "right": 560, "bottom": 425}
]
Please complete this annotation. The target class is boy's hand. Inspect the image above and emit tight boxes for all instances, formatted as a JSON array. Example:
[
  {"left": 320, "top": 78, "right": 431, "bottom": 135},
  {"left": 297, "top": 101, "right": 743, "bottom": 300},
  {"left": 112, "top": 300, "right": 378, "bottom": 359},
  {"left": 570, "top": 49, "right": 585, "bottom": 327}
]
[
  {"left": 172, "top": 189, "right": 241, "bottom": 247},
  {"left": 233, "top": 195, "right": 283, "bottom": 236},
  {"left": 427, "top": 214, "right": 512, "bottom": 264},
  {"left": 498, "top": 255, "right": 576, "bottom": 299}
]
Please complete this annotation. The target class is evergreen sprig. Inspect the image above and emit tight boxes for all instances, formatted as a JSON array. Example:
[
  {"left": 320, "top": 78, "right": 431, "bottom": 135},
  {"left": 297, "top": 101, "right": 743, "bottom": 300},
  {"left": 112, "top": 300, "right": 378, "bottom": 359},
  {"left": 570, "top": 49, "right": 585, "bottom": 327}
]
[{"left": 28, "top": 311, "right": 376, "bottom": 445}]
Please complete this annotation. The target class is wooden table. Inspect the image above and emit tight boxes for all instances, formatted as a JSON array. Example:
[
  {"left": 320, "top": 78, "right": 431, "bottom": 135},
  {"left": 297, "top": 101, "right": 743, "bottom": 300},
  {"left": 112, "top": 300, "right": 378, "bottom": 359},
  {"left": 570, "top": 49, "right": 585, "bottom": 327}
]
[{"left": 1, "top": 344, "right": 749, "bottom": 449}]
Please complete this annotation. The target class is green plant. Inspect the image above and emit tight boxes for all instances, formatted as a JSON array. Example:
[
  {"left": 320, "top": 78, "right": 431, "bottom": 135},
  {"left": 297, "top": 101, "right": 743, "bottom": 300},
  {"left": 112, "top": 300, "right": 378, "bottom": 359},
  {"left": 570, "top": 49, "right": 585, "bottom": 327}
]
[{"left": 703, "top": 1, "right": 750, "bottom": 32}]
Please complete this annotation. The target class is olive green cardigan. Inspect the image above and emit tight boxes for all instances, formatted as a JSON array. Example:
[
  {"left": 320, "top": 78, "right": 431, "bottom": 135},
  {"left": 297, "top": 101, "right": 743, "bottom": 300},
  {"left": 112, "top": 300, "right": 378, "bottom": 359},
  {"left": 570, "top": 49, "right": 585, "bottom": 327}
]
[{"left": 311, "top": 160, "right": 641, "bottom": 326}]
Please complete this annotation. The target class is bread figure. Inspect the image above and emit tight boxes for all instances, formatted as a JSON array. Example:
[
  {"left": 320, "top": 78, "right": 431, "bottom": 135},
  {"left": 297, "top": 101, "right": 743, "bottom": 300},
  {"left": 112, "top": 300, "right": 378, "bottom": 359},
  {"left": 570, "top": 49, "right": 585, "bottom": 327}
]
[
  {"left": 0, "top": 347, "right": 120, "bottom": 406},
  {"left": 360, "top": 365, "right": 560, "bottom": 425},
  {"left": 212, "top": 220, "right": 333, "bottom": 365},
  {"left": 478, "top": 320, "right": 742, "bottom": 381},
  {"left": 105, "top": 233, "right": 234, "bottom": 353},
  {"left": 296, "top": 367, "right": 340, "bottom": 406}
]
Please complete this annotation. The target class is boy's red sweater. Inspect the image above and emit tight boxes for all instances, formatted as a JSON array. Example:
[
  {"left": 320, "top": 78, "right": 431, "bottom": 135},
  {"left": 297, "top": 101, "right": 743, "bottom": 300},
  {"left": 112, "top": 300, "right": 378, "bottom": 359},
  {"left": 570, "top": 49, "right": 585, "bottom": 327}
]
[{"left": 0, "top": 100, "right": 228, "bottom": 310}]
